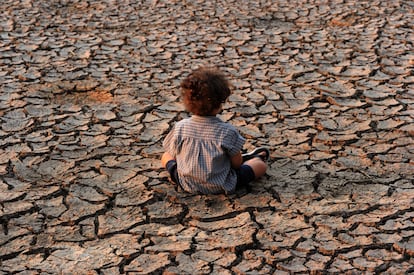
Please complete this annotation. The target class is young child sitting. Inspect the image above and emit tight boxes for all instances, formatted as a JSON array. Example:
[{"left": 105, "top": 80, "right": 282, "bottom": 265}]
[{"left": 161, "top": 66, "right": 269, "bottom": 194}]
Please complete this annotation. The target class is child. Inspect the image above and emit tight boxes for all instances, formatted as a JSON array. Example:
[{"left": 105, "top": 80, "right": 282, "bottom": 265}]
[{"left": 161, "top": 66, "right": 269, "bottom": 194}]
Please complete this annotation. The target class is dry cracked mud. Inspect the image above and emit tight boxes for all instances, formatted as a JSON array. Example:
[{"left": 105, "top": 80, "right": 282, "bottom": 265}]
[{"left": 0, "top": 0, "right": 413, "bottom": 274}]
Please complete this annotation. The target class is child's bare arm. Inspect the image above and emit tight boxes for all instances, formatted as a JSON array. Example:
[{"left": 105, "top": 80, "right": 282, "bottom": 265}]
[
  {"left": 161, "top": 152, "right": 175, "bottom": 168},
  {"left": 230, "top": 152, "right": 243, "bottom": 169}
]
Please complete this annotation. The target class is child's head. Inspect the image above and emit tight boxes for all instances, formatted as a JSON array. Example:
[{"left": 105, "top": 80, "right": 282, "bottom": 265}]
[{"left": 180, "top": 67, "right": 231, "bottom": 116}]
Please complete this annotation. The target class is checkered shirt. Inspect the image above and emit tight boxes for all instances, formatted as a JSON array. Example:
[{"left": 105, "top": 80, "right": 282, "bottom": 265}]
[{"left": 163, "top": 115, "right": 245, "bottom": 194}]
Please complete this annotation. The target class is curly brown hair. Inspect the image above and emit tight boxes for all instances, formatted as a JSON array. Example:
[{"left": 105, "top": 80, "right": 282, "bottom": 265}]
[{"left": 180, "top": 67, "right": 231, "bottom": 116}]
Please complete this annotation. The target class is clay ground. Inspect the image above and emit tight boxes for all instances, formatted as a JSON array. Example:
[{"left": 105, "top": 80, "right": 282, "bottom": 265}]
[{"left": 0, "top": 0, "right": 413, "bottom": 274}]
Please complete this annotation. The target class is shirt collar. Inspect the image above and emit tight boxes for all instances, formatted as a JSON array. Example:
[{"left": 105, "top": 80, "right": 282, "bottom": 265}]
[{"left": 191, "top": 115, "right": 222, "bottom": 123}]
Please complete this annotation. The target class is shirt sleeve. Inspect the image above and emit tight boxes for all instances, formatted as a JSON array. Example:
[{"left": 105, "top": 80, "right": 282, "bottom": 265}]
[
  {"left": 162, "top": 125, "right": 178, "bottom": 158},
  {"left": 222, "top": 128, "right": 245, "bottom": 157}
]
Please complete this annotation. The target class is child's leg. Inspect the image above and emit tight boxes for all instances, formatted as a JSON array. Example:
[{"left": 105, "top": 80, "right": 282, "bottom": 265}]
[
  {"left": 235, "top": 157, "right": 267, "bottom": 190},
  {"left": 243, "top": 157, "right": 267, "bottom": 179}
]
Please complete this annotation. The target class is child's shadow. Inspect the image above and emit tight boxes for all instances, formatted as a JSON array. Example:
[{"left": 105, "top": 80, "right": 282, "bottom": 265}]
[
  {"left": 254, "top": 158, "right": 391, "bottom": 202},
  {"left": 252, "top": 158, "right": 318, "bottom": 201},
  {"left": 156, "top": 157, "right": 391, "bottom": 221}
]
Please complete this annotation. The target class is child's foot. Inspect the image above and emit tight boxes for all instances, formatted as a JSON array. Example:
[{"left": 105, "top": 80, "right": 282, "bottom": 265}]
[{"left": 242, "top": 147, "right": 270, "bottom": 162}]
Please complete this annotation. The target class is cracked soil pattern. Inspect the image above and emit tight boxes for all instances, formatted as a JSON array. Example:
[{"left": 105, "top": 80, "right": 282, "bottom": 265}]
[{"left": 0, "top": 0, "right": 413, "bottom": 274}]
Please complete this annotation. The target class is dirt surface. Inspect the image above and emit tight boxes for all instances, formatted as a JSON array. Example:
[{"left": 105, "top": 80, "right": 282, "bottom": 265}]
[{"left": 0, "top": 0, "right": 413, "bottom": 273}]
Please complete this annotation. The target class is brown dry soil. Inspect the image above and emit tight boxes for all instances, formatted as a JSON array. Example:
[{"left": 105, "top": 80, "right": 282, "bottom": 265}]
[{"left": 0, "top": 0, "right": 413, "bottom": 274}]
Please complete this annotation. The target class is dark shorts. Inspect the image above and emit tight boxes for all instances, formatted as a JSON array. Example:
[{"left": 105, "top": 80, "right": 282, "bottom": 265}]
[
  {"left": 165, "top": 160, "right": 255, "bottom": 191},
  {"left": 235, "top": 164, "right": 255, "bottom": 189}
]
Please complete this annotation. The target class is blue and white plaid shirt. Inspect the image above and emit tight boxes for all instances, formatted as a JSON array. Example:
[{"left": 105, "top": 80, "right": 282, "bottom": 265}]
[{"left": 163, "top": 115, "right": 245, "bottom": 194}]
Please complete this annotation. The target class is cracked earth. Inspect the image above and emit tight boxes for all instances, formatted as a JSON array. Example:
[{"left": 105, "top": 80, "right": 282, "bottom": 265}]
[{"left": 1, "top": 0, "right": 413, "bottom": 274}]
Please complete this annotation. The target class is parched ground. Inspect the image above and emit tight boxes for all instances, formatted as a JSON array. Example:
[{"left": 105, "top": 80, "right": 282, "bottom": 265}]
[{"left": 1, "top": 0, "right": 413, "bottom": 274}]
